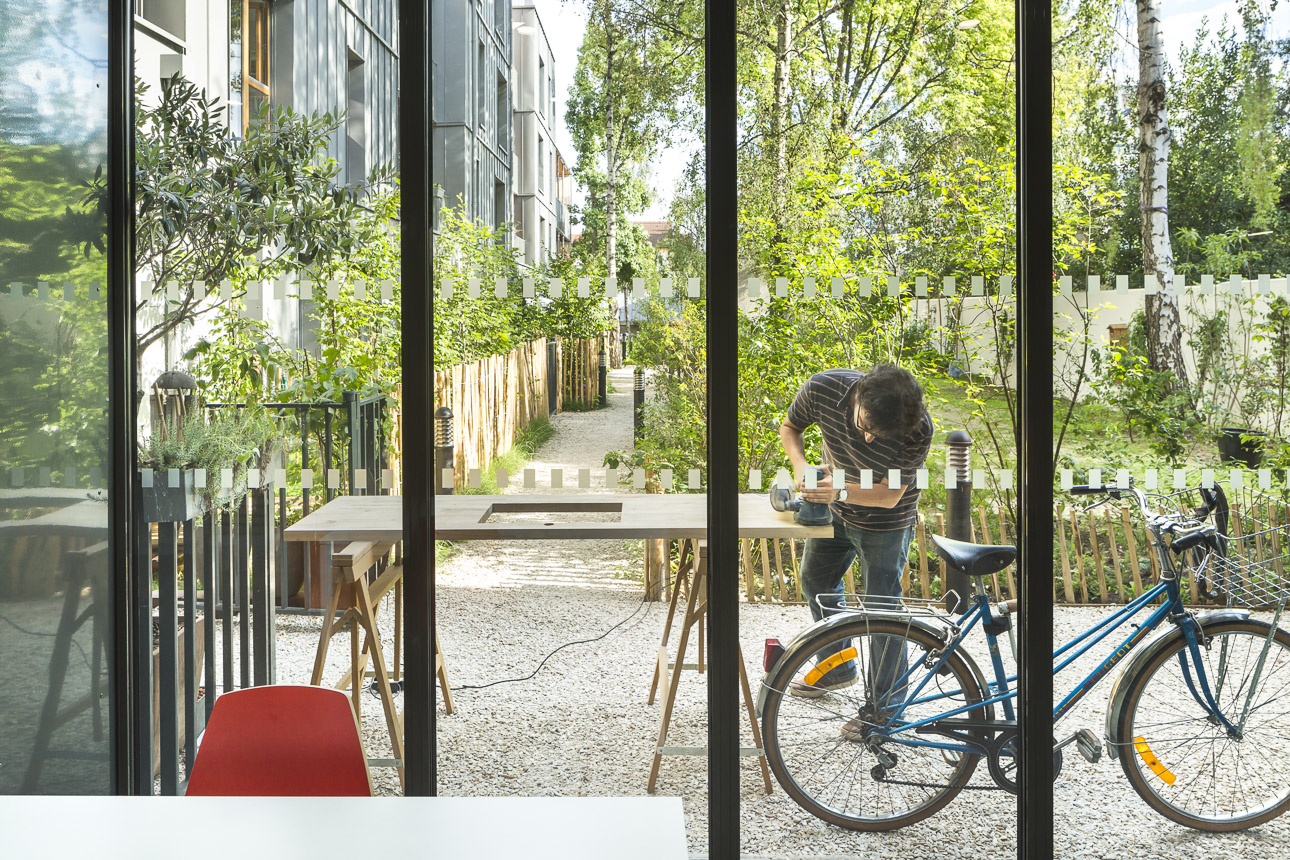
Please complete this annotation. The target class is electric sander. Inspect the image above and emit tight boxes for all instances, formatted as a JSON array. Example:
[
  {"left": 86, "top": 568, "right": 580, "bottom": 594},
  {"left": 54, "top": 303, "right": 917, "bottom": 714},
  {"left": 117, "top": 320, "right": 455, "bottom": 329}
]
[{"left": 769, "top": 467, "right": 834, "bottom": 526}]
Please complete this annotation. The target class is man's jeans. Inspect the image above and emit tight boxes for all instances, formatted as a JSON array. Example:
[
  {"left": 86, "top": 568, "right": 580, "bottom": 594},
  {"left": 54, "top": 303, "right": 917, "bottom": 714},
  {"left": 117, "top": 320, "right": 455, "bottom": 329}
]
[{"left": 800, "top": 515, "right": 913, "bottom": 714}]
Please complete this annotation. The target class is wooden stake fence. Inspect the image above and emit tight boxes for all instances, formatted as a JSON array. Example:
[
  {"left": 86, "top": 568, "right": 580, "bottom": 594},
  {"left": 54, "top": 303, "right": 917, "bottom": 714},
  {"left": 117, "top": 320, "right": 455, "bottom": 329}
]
[
  {"left": 725, "top": 495, "right": 1290, "bottom": 606},
  {"left": 432, "top": 336, "right": 607, "bottom": 490}
]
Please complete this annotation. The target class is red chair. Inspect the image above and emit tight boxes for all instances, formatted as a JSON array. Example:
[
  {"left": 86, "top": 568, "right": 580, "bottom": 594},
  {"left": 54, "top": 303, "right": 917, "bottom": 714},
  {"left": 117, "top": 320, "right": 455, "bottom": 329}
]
[{"left": 186, "top": 686, "right": 373, "bottom": 796}]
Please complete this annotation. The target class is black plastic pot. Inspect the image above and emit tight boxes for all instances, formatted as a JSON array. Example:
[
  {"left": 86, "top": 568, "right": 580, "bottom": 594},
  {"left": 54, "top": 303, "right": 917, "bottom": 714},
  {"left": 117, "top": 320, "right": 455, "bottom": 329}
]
[{"left": 1217, "top": 428, "right": 1266, "bottom": 468}]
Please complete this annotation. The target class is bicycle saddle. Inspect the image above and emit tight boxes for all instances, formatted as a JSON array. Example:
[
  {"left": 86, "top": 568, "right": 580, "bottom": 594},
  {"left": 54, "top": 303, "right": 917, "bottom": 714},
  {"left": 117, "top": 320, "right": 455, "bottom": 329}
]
[{"left": 931, "top": 534, "right": 1016, "bottom": 579}]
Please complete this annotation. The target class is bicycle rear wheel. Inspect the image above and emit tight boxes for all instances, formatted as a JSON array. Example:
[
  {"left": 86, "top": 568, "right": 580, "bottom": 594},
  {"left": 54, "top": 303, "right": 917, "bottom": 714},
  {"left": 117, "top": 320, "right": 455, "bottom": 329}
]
[
  {"left": 1115, "top": 619, "right": 1290, "bottom": 830},
  {"left": 761, "top": 616, "right": 990, "bottom": 830}
]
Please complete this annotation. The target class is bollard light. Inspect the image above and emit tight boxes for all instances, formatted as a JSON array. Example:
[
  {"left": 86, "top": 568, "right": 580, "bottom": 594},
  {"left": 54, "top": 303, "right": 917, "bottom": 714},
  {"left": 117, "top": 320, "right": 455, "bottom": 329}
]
[
  {"left": 433, "top": 407, "right": 454, "bottom": 447},
  {"left": 947, "top": 429, "right": 971, "bottom": 482},
  {"left": 943, "top": 429, "right": 973, "bottom": 604},
  {"left": 434, "top": 406, "right": 454, "bottom": 495}
]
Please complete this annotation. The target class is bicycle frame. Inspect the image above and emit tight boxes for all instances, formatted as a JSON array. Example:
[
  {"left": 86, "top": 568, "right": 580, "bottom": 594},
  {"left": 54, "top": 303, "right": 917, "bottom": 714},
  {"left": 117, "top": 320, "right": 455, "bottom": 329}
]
[{"left": 876, "top": 528, "right": 1239, "bottom": 756}]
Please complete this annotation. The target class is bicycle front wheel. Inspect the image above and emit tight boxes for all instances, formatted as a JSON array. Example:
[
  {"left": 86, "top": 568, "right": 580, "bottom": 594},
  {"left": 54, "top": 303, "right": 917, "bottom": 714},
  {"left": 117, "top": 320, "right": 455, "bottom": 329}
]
[
  {"left": 1116, "top": 619, "right": 1290, "bottom": 830},
  {"left": 761, "top": 616, "right": 990, "bottom": 831}
]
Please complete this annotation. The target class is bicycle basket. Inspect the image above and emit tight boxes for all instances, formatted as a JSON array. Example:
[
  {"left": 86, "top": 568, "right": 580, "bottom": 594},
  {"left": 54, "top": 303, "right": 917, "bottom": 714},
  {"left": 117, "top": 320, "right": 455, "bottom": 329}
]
[{"left": 1202, "top": 487, "right": 1290, "bottom": 610}]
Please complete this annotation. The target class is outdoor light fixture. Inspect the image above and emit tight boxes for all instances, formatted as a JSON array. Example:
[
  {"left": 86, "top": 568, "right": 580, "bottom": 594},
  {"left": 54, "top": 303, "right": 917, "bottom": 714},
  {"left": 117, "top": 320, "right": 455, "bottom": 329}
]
[{"left": 957, "top": 19, "right": 980, "bottom": 30}]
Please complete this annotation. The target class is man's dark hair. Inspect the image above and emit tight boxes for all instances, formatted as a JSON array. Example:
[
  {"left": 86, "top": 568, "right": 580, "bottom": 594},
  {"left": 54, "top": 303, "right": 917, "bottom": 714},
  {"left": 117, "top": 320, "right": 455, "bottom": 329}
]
[{"left": 850, "top": 364, "right": 925, "bottom": 439}]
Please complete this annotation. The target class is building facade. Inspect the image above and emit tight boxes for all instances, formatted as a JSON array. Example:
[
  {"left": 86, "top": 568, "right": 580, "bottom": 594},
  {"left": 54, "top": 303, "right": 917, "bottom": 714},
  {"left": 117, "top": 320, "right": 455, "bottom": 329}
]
[
  {"left": 134, "top": 0, "right": 398, "bottom": 185},
  {"left": 511, "top": 5, "right": 572, "bottom": 267},
  {"left": 432, "top": 0, "right": 513, "bottom": 235}
]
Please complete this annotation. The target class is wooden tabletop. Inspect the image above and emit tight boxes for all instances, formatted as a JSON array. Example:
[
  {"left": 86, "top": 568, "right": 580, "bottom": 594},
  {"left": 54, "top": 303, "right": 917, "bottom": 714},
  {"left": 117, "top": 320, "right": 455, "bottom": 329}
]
[{"left": 284, "top": 493, "right": 834, "bottom": 542}]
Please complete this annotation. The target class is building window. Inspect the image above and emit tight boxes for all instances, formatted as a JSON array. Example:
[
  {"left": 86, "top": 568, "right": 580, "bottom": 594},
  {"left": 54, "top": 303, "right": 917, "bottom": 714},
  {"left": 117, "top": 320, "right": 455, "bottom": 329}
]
[
  {"left": 539, "top": 215, "right": 546, "bottom": 261},
  {"left": 346, "top": 50, "right": 366, "bottom": 186},
  {"left": 230, "top": 0, "right": 270, "bottom": 135},
  {"left": 538, "top": 135, "right": 545, "bottom": 196},
  {"left": 135, "top": 0, "right": 186, "bottom": 41},
  {"left": 496, "top": 74, "right": 507, "bottom": 152},
  {"left": 513, "top": 195, "right": 524, "bottom": 239},
  {"left": 494, "top": 180, "right": 506, "bottom": 234},
  {"left": 538, "top": 56, "right": 545, "bottom": 117},
  {"left": 477, "top": 41, "right": 486, "bottom": 130},
  {"left": 550, "top": 72, "right": 555, "bottom": 125}
]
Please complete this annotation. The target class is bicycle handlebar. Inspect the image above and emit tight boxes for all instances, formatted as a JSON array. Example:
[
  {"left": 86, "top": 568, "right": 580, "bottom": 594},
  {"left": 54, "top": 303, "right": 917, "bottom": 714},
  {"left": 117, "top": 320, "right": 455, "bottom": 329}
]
[{"left": 1067, "top": 482, "right": 1222, "bottom": 556}]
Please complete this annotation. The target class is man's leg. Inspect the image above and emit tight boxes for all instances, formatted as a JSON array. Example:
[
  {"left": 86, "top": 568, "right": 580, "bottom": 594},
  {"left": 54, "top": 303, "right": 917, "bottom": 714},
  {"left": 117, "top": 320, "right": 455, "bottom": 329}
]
[
  {"left": 791, "top": 518, "right": 858, "bottom": 694},
  {"left": 799, "top": 517, "right": 858, "bottom": 624},
  {"left": 854, "top": 526, "right": 914, "bottom": 717}
]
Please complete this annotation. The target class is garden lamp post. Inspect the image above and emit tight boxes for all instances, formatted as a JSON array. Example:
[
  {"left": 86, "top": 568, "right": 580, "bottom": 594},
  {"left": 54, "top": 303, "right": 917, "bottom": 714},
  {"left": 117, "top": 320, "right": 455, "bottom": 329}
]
[
  {"left": 599, "top": 343, "right": 608, "bottom": 407},
  {"left": 150, "top": 370, "right": 199, "bottom": 442},
  {"left": 945, "top": 429, "right": 973, "bottom": 603},
  {"left": 633, "top": 367, "right": 646, "bottom": 443},
  {"left": 434, "top": 407, "right": 454, "bottom": 495}
]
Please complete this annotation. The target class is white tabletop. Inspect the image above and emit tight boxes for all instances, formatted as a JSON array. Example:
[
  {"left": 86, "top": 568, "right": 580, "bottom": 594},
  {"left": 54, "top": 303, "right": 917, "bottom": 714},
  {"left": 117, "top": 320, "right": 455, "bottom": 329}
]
[{"left": 0, "top": 795, "right": 688, "bottom": 860}]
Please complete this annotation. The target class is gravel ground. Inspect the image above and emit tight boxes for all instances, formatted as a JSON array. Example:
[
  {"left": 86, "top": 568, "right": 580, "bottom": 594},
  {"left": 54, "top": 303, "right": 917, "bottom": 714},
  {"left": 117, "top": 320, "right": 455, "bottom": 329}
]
[{"left": 267, "top": 365, "right": 1290, "bottom": 858}]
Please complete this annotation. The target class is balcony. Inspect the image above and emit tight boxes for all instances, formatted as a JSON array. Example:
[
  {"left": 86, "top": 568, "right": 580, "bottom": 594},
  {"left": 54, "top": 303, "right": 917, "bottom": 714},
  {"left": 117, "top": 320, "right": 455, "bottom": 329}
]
[{"left": 555, "top": 196, "right": 568, "bottom": 238}]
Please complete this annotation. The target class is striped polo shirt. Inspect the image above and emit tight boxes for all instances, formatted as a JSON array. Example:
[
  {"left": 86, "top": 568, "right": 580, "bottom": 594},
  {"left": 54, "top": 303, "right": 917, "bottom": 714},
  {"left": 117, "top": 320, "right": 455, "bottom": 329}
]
[{"left": 785, "top": 369, "right": 933, "bottom": 531}]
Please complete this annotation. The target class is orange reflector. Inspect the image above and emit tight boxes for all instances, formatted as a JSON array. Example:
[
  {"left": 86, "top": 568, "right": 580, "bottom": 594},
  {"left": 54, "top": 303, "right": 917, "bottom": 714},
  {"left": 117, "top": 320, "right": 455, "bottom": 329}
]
[
  {"left": 803, "top": 647, "right": 859, "bottom": 688},
  {"left": 1133, "top": 736, "right": 1176, "bottom": 786}
]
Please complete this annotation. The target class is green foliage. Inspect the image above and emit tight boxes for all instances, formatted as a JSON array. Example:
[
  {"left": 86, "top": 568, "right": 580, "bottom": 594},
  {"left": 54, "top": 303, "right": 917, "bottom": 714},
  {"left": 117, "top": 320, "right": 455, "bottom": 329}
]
[
  {"left": 459, "top": 418, "right": 555, "bottom": 495},
  {"left": 138, "top": 406, "right": 281, "bottom": 507},
  {"left": 120, "top": 75, "right": 393, "bottom": 356},
  {"left": 1090, "top": 317, "right": 1201, "bottom": 464}
]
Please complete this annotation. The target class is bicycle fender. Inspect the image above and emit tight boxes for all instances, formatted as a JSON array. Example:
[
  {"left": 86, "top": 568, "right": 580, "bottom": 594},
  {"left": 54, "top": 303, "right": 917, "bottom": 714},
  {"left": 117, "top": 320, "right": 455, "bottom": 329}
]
[
  {"left": 1103, "top": 608, "right": 1251, "bottom": 760},
  {"left": 756, "top": 611, "right": 956, "bottom": 719}
]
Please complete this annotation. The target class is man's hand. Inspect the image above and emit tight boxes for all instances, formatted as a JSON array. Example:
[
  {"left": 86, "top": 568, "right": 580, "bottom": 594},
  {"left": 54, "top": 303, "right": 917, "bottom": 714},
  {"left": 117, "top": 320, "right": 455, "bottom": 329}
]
[{"left": 797, "top": 467, "right": 850, "bottom": 503}]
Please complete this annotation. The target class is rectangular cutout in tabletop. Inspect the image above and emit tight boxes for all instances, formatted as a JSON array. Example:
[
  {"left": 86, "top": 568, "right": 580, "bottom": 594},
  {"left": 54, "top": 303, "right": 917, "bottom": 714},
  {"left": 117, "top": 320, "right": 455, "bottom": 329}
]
[{"left": 483, "top": 501, "right": 624, "bottom": 524}]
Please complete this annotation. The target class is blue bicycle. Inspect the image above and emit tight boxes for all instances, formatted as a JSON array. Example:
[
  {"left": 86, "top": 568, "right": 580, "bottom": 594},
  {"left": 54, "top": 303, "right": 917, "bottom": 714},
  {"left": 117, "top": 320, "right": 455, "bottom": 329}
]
[{"left": 758, "top": 482, "right": 1290, "bottom": 831}]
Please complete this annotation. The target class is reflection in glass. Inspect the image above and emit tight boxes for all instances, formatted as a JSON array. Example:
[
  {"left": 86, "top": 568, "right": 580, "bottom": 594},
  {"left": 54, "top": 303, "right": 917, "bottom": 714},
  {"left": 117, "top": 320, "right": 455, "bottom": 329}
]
[{"left": 0, "top": 0, "right": 112, "bottom": 795}]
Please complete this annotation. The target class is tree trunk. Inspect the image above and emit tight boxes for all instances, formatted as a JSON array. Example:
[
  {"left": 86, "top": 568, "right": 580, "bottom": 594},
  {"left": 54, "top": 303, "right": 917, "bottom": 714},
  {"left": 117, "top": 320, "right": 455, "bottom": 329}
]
[
  {"left": 1137, "top": 0, "right": 1189, "bottom": 388},
  {"left": 603, "top": 2, "right": 617, "bottom": 282},
  {"left": 772, "top": 0, "right": 792, "bottom": 231}
]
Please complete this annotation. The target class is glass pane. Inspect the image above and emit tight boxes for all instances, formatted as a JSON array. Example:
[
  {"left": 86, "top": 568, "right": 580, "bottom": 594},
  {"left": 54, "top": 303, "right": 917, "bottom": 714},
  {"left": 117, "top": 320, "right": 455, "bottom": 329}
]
[
  {"left": 738, "top": 2, "right": 1018, "bottom": 851},
  {"left": 135, "top": 0, "right": 400, "bottom": 793},
  {"left": 431, "top": 0, "right": 709, "bottom": 836},
  {"left": 0, "top": 0, "right": 113, "bottom": 794},
  {"left": 1054, "top": 0, "right": 1290, "bottom": 850}
]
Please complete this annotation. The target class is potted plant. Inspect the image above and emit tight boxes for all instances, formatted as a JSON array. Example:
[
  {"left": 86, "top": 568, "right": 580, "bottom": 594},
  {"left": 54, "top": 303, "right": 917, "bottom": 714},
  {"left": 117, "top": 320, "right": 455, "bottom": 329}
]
[{"left": 138, "top": 406, "right": 282, "bottom": 521}]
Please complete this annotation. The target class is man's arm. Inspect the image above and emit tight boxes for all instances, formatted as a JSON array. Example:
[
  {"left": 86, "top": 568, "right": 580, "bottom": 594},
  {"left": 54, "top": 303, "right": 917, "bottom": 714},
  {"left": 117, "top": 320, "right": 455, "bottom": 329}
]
[{"left": 779, "top": 420, "right": 906, "bottom": 508}]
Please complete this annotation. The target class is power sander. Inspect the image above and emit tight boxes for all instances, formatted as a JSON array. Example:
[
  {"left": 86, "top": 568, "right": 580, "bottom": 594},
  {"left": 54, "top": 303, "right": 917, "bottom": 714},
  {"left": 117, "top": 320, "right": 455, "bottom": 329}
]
[{"left": 769, "top": 467, "right": 834, "bottom": 526}]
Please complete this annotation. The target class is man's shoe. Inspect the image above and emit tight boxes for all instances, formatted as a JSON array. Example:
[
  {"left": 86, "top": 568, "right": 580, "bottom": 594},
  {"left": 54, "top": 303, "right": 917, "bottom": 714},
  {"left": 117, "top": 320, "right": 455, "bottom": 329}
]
[
  {"left": 789, "top": 670, "right": 857, "bottom": 698},
  {"left": 840, "top": 715, "right": 873, "bottom": 741},
  {"left": 840, "top": 705, "right": 902, "bottom": 741}
]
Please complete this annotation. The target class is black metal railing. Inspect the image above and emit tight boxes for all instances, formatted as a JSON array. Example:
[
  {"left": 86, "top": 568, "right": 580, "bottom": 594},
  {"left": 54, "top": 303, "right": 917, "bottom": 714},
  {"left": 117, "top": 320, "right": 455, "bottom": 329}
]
[
  {"left": 204, "top": 391, "right": 391, "bottom": 613},
  {"left": 137, "top": 483, "right": 276, "bottom": 795}
]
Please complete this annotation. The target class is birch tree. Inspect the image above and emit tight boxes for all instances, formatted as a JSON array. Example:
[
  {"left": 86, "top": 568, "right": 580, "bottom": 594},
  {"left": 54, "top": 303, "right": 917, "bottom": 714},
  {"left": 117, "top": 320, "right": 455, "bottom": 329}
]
[
  {"left": 567, "top": 0, "right": 699, "bottom": 281},
  {"left": 1137, "top": 0, "right": 1191, "bottom": 389}
]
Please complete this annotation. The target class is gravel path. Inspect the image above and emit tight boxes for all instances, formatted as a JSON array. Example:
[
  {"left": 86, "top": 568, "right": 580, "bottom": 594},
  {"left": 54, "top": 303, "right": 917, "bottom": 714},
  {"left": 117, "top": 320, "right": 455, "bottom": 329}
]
[{"left": 269, "top": 365, "right": 1290, "bottom": 857}]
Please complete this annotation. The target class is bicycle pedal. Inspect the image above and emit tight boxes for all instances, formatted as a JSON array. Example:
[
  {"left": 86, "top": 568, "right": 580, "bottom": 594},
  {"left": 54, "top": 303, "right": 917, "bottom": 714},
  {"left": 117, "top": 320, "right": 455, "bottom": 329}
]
[{"left": 1075, "top": 729, "right": 1102, "bottom": 764}]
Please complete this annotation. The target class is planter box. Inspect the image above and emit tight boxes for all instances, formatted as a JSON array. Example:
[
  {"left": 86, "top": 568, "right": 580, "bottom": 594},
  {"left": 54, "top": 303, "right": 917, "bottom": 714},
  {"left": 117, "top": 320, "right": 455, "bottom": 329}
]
[
  {"left": 151, "top": 616, "right": 205, "bottom": 778},
  {"left": 142, "top": 470, "right": 207, "bottom": 522},
  {"left": 1217, "top": 428, "right": 1265, "bottom": 468}
]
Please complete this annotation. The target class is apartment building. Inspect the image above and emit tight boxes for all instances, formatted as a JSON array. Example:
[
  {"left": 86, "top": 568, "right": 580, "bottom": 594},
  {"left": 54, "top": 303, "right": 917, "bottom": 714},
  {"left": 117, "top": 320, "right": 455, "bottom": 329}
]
[
  {"left": 511, "top": 4, "right": 572, "bottom": 267},
  {"left": 432, "top": 0, "right": 513, "bottom": 235},
  {"left": 133, "top": 1, "right": 398, "bottom": 186}
]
